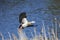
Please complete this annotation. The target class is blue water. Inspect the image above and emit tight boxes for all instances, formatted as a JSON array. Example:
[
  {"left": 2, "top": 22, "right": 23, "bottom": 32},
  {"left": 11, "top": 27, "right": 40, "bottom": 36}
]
[{"left": 0, "top": 0, "right": 60, "bottom": 39}]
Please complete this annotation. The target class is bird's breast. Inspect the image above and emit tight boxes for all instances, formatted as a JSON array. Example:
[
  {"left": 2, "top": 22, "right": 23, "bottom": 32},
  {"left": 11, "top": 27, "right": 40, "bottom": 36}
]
[{"left": 22, "top": 23, "right": 28, "bottom": 27}]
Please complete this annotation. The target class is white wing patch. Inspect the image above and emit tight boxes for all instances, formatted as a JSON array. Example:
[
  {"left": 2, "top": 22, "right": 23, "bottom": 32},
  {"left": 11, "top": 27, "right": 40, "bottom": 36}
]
[{"left": 22, "top": 18, "right": 28, "bottom": 24}]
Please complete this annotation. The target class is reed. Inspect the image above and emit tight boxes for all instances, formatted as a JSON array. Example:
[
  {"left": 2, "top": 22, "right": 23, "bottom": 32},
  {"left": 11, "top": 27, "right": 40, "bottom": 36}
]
[
  {"left": 0, "top": 28, "right": 59, "bottom": 40},
  {"left": 0, "top": 19, "right": 59, "bottom": 40}
]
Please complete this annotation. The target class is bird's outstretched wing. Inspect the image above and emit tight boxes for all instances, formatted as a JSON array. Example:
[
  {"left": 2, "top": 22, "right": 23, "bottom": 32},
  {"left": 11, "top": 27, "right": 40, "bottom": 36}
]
[{"left": 19, "top": 12, "right": 27, "bottom": 23}]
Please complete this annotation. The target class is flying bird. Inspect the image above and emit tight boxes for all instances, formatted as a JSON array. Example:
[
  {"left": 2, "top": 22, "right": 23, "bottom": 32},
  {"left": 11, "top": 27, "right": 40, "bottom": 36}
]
[{"left": 19, "top": 12, "right": 35, "bottom": 30}]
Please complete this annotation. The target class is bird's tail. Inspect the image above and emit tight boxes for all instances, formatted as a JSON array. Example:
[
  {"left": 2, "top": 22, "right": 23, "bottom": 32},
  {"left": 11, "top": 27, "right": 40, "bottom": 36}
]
[{"left": 30, "top": 21, "right": 35, "bottom": 23}]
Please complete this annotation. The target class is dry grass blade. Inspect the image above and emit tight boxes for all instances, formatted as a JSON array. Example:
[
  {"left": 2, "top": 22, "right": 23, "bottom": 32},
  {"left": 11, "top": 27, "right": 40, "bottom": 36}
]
[
  {"left": 12, "top": 33, "right": 18, "bottom": 40},
  {"left": 0, "top": 32, "right": 4, "bottom": 40}
]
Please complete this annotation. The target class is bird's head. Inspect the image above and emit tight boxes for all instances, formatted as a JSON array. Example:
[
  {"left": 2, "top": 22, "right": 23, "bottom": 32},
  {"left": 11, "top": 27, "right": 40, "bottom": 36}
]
[{"left": 19, "top": 25, "right": 24, "bottom": 29}]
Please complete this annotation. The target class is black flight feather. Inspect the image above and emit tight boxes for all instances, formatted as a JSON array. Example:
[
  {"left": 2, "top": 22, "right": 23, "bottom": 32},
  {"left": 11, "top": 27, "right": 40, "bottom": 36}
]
[{"left": 19, "top": 12, "right": 27, "bottom": 23}]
